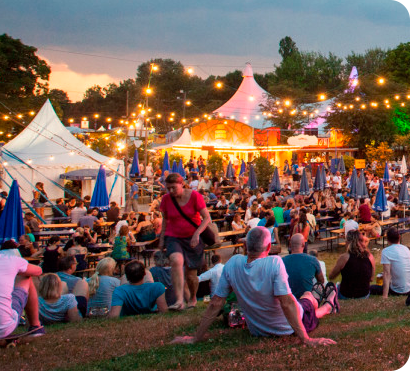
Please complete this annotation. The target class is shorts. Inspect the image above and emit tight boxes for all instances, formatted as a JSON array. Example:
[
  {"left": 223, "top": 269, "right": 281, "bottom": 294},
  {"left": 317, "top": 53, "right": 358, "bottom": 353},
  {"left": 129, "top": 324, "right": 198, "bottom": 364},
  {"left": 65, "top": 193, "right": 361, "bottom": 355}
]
[
  {"left": 292, "top": 174, "right": 299, "bottom": 181},
  {"left": 11, "top": 287, "right": 28, "bottom": 329},
  {"left": 298, "top": 298, "right": 319, "bottom": 333},
  {"left": 165, "top": 236, "right": 204, "bottom": 270}
]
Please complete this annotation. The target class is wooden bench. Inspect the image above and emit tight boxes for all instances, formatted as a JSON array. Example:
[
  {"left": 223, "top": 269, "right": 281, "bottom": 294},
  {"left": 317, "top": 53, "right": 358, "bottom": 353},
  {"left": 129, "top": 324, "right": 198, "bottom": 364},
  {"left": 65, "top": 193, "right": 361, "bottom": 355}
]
[
  {"left": 74, "top": 268, "right": 95, "bottom": 278},
  {"left": 204, "top": 243, "right": 244, "bottom": 264},
  {"left": 320, "top": 236, "right": 339, "bottom": 250}
]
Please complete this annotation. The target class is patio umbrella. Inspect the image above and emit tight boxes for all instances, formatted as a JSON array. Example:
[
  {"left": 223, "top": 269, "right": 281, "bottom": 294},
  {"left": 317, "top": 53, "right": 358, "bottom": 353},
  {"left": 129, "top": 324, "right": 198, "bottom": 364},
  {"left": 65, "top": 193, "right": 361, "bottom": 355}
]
[
  {"left": 372, "top": 180, "right": 388, "bottom": 220},
  {"left": 226, "top": 161, "right": 235, "bottom": 179},
  {"left": 0, "top": 180, "right": 25, "bottom": 244},
  {"left": 401, "top": 155, "right": 407, "bottom": 175},
  {"left": 90, "top": 165, "right": 110, "bottom": 211},
  {"left": 383, "top": 162, "right": 390, "bottom": 183},
  {"left": 337, "top": 156, "right": 346, "bottom": 174},
  {"left": 330, "top": 159, "right": 338, "bottom": 175},
  {"left": 129, "top": 150, "right": 140, "bottom": 177},
  {"left": 299, "top": 168, "right": 310, "bottom": 195},
  {"left": 356, "top": 169, "right": 369, "bottom": 199},
  {"left": 269, "top": 166, "right": 281, "bottom": 193},
  {"left": 313, "top": 166, "right": 323, "bottom": 191},
  {"left": 349, "top": 166, "right": 358, "bottom": 198},
  {"left": 320, "top": 165, "right": 327, "bottom": 189},
  {"left": 162, "top": 151, "right": 170, "bottom": 175},
  {"left": 247, "top": 165, "right": 258, "bottom": 190},
  {"left": 239, "top": 160, "right": 246, "bottom": 176},
  {"left": 398, "top": 178, "right": 410, "bottom": 217},
  {"left": 177, "top": 159, "right": 186, "bottom": 179},
  {"left": 171, "top": 160, "right": 178, "bottom": 173}
]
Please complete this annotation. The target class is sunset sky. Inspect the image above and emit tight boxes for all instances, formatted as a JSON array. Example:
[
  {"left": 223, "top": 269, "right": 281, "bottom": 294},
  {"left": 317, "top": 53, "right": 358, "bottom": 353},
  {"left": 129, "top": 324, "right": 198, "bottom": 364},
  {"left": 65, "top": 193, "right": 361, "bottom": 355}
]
[{"left": 2, "top": 0, "right": 410, "bottom": 102}]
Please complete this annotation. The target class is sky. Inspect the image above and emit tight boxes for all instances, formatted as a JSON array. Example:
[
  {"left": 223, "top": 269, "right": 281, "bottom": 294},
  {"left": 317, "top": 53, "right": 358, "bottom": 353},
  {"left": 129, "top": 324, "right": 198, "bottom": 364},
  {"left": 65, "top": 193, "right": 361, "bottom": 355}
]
[{"left": 2, "top": 0, "right": 410, "bottom": 102}]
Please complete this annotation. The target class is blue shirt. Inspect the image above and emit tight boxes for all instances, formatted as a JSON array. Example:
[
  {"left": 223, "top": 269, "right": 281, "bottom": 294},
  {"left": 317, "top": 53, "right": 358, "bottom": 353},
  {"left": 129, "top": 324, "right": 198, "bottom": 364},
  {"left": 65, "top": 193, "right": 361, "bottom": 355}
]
[
  {"left": 39, "top": 294, "right": 79, "bottom": 324},
  {"left": 57, "top": 272, "right": 81, "bottom": 293},
  {"left": 111, "top": 282, "right": 165, "bottom": 316},
  {"left": 282, "top": 254, "right": 321, "bottom": 299},
  {"left": 87, "top": 275, "right": 121, "bottom": 313},
  {"left": 283, "top": 209, "right": 292, "bottom": 223},
  {"left": 130, "top": 184, "right": 139, "bottom": 200}
]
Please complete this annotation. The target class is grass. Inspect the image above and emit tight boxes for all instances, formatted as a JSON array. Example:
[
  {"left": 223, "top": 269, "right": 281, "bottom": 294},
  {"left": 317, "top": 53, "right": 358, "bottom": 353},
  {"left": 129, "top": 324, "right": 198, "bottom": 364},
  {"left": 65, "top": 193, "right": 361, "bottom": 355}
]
[{"left": 1, "top": 245, "right": 409, "bottom": 371}]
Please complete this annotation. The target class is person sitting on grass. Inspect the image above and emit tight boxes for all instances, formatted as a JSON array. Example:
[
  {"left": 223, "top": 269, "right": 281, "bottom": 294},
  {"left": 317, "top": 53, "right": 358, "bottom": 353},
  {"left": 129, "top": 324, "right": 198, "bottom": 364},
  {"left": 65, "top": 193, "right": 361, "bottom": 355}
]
[
  {"left": 329, "top": 230, "right": 375, "bottom": 300},
  {"left": 150, "top": 251, "right": 176, "bottom": 306},
  {"left": 56, "top": 256, "right": 89, "bottom": 317},
  {"left": 198, "top": 254, "right": 224, "bottom": 298},
  {"left": 172, "top": 227, "right": 338, "bottom": 346},
  {"left": 109, "top": 260, "right": 167, "bottom": 318},
  {"left": 38, "top": 273, "right": 82, "bottom": 324},
  {"left": 0, "top": 253, "right": 44, "bottom": 338}
]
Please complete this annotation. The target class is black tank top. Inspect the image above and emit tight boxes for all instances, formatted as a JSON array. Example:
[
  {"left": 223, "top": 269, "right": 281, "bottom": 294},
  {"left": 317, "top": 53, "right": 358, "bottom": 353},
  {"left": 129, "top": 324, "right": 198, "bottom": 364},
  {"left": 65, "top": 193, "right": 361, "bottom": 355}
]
[
  {"left": 42, "top": 247, "right": 60, "bottom": 273},
  {"left": 340, "top": 254, "right": 372, "bottom": 298}
]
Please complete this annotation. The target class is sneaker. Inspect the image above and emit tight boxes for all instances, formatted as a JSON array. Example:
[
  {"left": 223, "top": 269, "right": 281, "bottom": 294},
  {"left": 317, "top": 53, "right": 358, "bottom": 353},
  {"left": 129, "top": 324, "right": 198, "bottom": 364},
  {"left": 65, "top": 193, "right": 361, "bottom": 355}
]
[{"left": 27, "top": 325, "right": 46, "bottom": 337}]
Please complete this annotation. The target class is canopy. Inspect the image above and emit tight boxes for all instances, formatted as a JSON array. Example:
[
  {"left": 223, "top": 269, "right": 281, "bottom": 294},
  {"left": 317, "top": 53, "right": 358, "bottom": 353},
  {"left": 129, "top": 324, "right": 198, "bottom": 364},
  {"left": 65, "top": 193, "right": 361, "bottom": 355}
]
[
  {"left": 212, "top": 63, "right": 268, "bottom": 129},
  {"left": 154, "top": 129, "right": 192, "bottom": 149},
  {"left": 60, "top": 168, "right": 114, "bottom": 180}
]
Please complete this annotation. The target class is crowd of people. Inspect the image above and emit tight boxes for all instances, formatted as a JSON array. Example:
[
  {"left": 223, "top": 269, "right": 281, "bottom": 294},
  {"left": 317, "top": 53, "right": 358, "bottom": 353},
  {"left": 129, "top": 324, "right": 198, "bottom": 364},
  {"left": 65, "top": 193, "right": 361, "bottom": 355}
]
[{"left": 1, "top": 157, "right": 410, "bottom": 348}]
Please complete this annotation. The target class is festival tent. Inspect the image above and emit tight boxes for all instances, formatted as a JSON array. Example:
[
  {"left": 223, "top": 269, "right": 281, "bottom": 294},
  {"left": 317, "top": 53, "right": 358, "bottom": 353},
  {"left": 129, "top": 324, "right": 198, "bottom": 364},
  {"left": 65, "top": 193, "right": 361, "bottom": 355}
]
[
  {"left": 0, "top": 100, "right": 125, "bottom": 205},
  {"left": 212, "top": 63, "right": 268, "bottom": 129},
  {"left": 154, "top": 128, "right": 192, "bottom": 149}
]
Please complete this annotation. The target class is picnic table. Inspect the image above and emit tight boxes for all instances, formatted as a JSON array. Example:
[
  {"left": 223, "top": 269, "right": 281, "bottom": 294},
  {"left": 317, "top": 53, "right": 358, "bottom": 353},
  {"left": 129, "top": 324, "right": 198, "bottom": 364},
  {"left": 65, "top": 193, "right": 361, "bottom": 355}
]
[
  {"left": 218, "top": 229, "right": 246, "bottom": 239},
  {"left": 39, "top": 223, "right": 77, "bottom": 229}
]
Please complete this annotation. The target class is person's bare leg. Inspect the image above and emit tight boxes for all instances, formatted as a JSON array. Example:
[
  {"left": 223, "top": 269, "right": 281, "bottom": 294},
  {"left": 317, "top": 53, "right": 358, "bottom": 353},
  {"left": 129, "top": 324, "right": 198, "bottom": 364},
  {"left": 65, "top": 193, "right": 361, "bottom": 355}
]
[
  {"left": 301, "top": 291, "right": 335, "bottom": 319},
  {"left": 185, "top": 268, "right": 199, "bottom": 307},
  {"left": 183, "top": 281, "right": 190, "bottom": 304},
  {"left": 169, "top": 252, "right": 185, "bottom": 308},
  {"left": 14, "top": 276, "right": 41, "bottom": 327}
]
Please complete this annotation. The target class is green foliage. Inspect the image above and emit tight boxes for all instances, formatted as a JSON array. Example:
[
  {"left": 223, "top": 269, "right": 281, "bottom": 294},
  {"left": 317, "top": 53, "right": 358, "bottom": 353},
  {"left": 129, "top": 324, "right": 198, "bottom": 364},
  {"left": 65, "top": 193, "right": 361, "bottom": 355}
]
[
  {"left": 392, "top": 108, "right": 410, "bottom": 134},
  {"left": 169, "top": 153, "right": 185, "bottom": 170},
  {"left": 345, "top": 48, "right": 387, "bottom": 77},
  {"left": 206, "top": 154, "right": 223, "bottom": 176},
  {"left": 278, "top": 36, "right": 298, "bottom": 60},
  {"left": 384, "top": 42, "right": 410, "bottom": 83},
  {"left": 342, "top": 155, "right": 355, "bottom": 172},
  {"left": 254, "top": 156, "right": 274, "bottom": 190},
  {"left": 365, "top": 142, "right": 394, "bottom": 177}
]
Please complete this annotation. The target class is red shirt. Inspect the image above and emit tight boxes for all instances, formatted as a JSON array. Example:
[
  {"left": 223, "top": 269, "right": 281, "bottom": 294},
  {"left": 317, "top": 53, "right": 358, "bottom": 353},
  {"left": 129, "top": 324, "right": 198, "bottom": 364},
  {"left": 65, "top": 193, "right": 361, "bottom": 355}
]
[
  {"left": 160, "top": 191, "right": 206, "bottom": 238},
  {"left": 359, "top": 204, "right": 371, "bottom": 222}
]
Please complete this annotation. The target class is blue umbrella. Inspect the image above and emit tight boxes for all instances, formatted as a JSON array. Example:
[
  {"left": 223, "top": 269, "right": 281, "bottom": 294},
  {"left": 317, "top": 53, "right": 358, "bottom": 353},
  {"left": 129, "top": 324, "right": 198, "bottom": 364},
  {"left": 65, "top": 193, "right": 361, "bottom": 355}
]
[
  {"left": 320, "top": 165, "right": 327, "bottom": 189},
  {"left": 177, "top": 159, "right": 186, "bottom": 179},
  {"left": 356, "top": 169, "right": 369, "bottom": 199},
  {"left": 129, "top": 150, "right": 140, "bottom": 177},
  {"left": 171, "top": 160, "right": 178, "bottom": 173},
  {"left": 162, "top": 151, "right": 170, "bottom": 175},
  {"left": 330, "top": 159, "right": 338, "bottom": 175},
  {"left": 0, "top": 180, "right": 25, "bottom": 244},
  {"left": 337, "top": 156, "right": 346, "bottom": 174},
  {"left": 372, "top": 180, "right": 388, "bottom": 215},
  {"left": 313, "top": 166, "right": 323, "bottom": 191},
  {"left": 349, "top": 166, "right": 358, "bottom": 198},
  {"left": 398, "top": 178, "right": 410, "bottom": 215},
  {"left": 299, "top": 168, "right": 310, "bottom": 195},
  {"left": 239, "top": 160, "right": 246, "bottom": 176},
  {"left": 90, "top": 165, "right": 110, "bottom": 211},
  {"left": 247, "top": 165, "right": 258, "bottom": 190},
  {"left": 269, "top": 166, "right": 281, "bottom": 193},
  {"left": 226, "top": 161, "right": 235, "bottom": 179},
  {"left": 383, "top": 162, "right": 390, "bottom": 183}
]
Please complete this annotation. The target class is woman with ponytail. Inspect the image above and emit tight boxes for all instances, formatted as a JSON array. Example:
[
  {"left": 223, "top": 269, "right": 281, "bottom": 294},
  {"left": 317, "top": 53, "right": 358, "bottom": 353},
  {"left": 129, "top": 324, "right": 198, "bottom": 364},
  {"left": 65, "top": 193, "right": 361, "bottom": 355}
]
[{"left": 87, "top": 257, "right": 120, "bottom": 315}]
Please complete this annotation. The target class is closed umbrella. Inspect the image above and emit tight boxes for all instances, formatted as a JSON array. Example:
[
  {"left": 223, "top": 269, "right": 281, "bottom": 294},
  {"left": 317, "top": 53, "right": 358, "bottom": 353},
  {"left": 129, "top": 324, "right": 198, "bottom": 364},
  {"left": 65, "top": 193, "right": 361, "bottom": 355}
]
[
  {"left": 356, "top": 169, "right": 369, "bottom": 199},
  {"left": 313, "top": 166, "right": 323, "bottom": 191},
  {"left": 372, "top": 180, "right": 388, "bottom": 220},
  {"left": 398, "top": 178, "right": 410, "bottom": 217},
  {"left": 171, "top": 160, "right": 178, "bottom": 173},
  {"left": 337, "top": 156, "right": 346, "bottom": 174},
  {"left": 401, "top": 155, "right": 407, "bottom": 175},
  {"left": 269, "top": 166, "right": 281, "bottom": 193},
  {"left": 383, "top": 162, "right": 390, "bottom": 183},
  {"left": 239, "top": 160, "right": 246, "bottom": 176},
  {"left": 349, "top": 167, "right": 358, "bottom": 198},
  {"left": 0, "top": 180, "right": 24, "bottom": 244},
  {"left": 226, "top": 161, "right": 235, "bottom": 179},
  {"left": 129, "top": 150, "right": 140, "bottom": 177},
  {"left": 247, "top": 165, "right": 258, "bottom": 190},
  {"left": 90, "top": 165, "right": 110, "bottom": 211},
  {"left": 299, "top": 168, "right": 310, "bottom": 195},
  {"left": 177, "top": 159, "right": 186, "bottom": 179},
  {"left": 162, "top": 151, "right": 170, "bottom": 175},
  {"left": 320, "top": 165, "right": 327, "bottom": 189}
]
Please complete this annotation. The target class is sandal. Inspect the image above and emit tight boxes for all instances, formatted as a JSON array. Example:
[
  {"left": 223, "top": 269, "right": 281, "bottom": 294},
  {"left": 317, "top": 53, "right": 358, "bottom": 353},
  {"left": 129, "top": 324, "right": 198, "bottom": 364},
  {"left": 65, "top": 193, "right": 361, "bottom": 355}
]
[
  {"left": 323, "top": 283, "right": 340, "bottom": 314},
  {"left": 311, "top": 283, "right": 325, "bottom": 305},
  {"left": 323, "top": 282, "right": 336, "bottom": 300},
  {"left": 168, "top": 303, "right": 185, "bottom": 311}
]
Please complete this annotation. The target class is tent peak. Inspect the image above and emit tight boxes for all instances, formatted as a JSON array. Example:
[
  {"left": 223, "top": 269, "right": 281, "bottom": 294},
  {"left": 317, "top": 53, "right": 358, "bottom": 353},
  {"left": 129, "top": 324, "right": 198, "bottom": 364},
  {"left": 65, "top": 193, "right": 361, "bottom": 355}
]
[{"left": 243, "top": 63, "right": 254, "bottom": 77}]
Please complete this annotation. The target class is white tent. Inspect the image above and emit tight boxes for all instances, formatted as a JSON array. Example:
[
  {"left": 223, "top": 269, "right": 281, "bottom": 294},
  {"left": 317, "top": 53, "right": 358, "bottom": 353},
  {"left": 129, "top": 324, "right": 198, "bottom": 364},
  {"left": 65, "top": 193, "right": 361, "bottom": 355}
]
[
  {"left": 154, "top": 128, "right": 192, "bottom": 149},
  {"left": 1, "top": 100, "right": 125, "bottom": 205},
  {"left": 213, "top": 63, "right": 268, "bottom": 129}
]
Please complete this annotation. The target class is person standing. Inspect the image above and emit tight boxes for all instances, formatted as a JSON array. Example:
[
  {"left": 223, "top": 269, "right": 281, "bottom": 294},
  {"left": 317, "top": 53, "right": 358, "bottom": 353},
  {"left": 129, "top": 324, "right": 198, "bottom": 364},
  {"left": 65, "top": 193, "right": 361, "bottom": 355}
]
[
  {"left": 33, "top": 182, "right": 47, "bottom": 220},
  {"left": 159, "top": 173, "right": 211, "bottom": 311},
  {"left": 127, "top": 180, "right": 139, "bottom": 212}
]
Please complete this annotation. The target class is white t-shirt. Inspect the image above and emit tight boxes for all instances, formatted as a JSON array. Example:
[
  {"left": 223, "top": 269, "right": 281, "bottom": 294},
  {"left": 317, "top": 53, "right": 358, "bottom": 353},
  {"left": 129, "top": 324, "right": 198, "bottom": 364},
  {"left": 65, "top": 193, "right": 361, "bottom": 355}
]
[
  {"left": 344, "top": 219, "right": 359, "bottom": 237},
  {"left": 198, "top": 180, "right": 211, "bottom": 191},
  {"left": 215, "top": 255, "right": 303, "bottom": 336},
  {"left": 0, "top": 255, "right": 28, "bottom": 337},
  {"left": 381, "top": 244, "right": 410, "bottom": 294},
  {"left": 332, "top": 176, "right": 342, "bottom": 189},
  {"left": 198, "top": 263, "right": 224, "bottom": 297},
  {"left": 189, "top": 180, "right": 199, "bottom": 191},
  {"left": 381, "top": 201, "right": 395, "bottom": 219},
  {"left": 247, "top": 218, "right": 261, "bottom": 230}
]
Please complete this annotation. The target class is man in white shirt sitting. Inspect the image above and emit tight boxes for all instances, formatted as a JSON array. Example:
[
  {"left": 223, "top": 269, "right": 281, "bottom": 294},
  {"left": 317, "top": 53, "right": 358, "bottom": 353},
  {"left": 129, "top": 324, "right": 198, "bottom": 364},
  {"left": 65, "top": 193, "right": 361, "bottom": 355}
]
[
  {"left": 198, "top": 176, "right": 212, "bottom": 191},
  {"left": 332, "top": 171, "right": 342, "bottom": 191},
  {"left": 198, "top": 254, "right": 224, "bottom": 297},
  {"left": 172, "top": 227, "right": 337, "bottom": 346},
  {"left": 344, "top": 213, "right": 359, "bottom": 238}
]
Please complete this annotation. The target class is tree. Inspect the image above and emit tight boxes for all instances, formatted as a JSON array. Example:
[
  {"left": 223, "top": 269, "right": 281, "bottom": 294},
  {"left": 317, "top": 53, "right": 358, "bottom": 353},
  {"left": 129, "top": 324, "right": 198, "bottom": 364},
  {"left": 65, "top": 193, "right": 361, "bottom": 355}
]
[
  {"left": 206, "top": 154, "right": 223, "bottom": 176},
  {"left": 278, "top": 36, "right": 298, "bottom": 60},
  {"left": 254, "top": 156, "right": 274, "bottom": 190},
  {"left": 0, "top": 34, "right": 50, "bottom": 110},
  {"left": 345, "top": 48, "right": 387, "bottom": 77},
  {"left": 365, "top": 142, "right": 394, "bottom": 177},
  {"left": 384, "top": 42, "right": 410, "bottom": 83}
]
